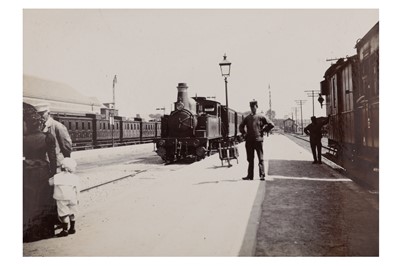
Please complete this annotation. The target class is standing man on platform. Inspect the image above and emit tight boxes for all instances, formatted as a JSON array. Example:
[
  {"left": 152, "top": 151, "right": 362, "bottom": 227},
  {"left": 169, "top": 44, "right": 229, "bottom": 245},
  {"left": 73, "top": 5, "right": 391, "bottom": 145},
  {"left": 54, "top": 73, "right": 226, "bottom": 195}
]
[
  {"left": 304, "top": 115, "right": 330, "bottom": 164},
  {"left": 239, "top": 100, "right": 274, "bottom": 181},
  {"left": 35, "top": 103, "right": 73, "bottom": 171}
]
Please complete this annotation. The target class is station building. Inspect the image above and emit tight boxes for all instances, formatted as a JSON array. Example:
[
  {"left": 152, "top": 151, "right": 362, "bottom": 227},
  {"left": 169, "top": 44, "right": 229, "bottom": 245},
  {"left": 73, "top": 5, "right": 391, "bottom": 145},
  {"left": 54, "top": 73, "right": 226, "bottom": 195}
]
[{"left": 23, "top": 75, "right": 104, "bottom": 114}]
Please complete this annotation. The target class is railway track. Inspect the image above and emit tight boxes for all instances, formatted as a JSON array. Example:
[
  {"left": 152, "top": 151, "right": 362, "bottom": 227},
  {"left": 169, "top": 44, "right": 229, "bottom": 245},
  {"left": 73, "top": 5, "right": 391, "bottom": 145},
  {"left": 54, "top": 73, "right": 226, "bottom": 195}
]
[
  {"left": 72, "top": 139, "right": 156, "bottom": 151},
  {"left": 284, "top": 133, "right": 378, "bottom": 192},
  {"left": 80, "top": 170, "right": 148, "bottom": 193}
]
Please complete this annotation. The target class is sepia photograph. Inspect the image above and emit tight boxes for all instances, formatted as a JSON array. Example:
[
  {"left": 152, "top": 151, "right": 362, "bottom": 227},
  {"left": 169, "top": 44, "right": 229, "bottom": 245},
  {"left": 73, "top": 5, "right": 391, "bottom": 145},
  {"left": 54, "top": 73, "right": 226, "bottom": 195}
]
[{"left": 4, "top": 0, "right": 396, "bottom": 263}]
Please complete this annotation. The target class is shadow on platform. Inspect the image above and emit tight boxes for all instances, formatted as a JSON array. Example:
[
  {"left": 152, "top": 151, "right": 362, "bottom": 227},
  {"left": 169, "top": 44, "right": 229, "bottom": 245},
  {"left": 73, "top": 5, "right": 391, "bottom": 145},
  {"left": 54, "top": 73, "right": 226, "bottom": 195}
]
[{"left": 268, "top": 160, "right": 337, "bottom": 179}]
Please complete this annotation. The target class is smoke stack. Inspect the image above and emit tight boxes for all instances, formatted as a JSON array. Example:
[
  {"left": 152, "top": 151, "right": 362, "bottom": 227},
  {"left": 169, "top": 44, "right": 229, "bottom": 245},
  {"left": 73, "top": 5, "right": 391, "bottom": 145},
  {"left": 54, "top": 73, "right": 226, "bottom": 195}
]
[
  {"left": 175, "top": 83, "right": 197, "bottom": 113},
  {"left": 177, "top": 83, "right": 190, "bottom": 108}
]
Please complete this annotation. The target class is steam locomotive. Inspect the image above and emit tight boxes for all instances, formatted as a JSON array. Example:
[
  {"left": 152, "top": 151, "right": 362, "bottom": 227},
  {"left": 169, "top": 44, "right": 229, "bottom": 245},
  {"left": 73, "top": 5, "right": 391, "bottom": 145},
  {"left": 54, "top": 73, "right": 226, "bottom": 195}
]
[{"left": 155, "top": 83, "right": 243, "bottom": 163}]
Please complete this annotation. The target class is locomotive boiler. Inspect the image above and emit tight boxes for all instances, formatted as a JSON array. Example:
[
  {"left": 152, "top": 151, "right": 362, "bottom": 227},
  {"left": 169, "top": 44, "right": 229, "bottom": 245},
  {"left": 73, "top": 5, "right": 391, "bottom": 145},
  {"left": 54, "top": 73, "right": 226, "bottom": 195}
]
[{"left": 155, "top": 83, "right": 243, "bottom": 163}]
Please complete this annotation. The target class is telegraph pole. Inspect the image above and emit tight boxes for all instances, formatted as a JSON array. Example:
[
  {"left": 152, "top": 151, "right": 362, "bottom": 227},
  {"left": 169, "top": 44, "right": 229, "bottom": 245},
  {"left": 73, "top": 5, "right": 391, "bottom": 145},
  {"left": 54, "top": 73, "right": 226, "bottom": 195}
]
[
  {"left": 292, "top": 107, "right": 298, "bottom": 133},
  {"left": 295, "top": 100, "right": 306, "bottom": 135},
  {"left": 111, "top": 75, "right": 117, "bottom": 147},
  {"left": 268, "top": 84, "right": 272, "bottom": 120},
  {"left": 113, "top": 75, "right": 117, "bottom": 109},
  {"left": 305, "top": 90, "right": 320, "bottom": 117}
]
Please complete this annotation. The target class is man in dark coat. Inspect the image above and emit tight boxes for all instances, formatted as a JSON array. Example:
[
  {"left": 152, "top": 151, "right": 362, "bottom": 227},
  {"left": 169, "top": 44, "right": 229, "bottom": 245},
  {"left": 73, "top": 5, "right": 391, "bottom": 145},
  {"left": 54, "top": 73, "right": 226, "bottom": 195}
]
[
  {"left": 304, "top": 115, "right": 330, "bottom": 164},
  {"left": 239, "top": 100, "right": 274, "bottom": 181},
  {"left": 23, "top": 102, "right": 58, "bottom": 242}
]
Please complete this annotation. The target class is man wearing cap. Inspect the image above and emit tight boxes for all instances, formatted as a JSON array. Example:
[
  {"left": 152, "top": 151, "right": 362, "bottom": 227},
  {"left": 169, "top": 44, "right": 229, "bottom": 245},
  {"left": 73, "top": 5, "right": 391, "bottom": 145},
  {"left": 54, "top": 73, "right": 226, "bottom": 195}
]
[
  {"left": 35, "top": 103, "right": 72, "bottom": 170},
  {"left": 239, "top": 100, "right": 274, "bottom": 181},
  {"left": 304, "top": 115, "right": 330, "bottom": 164}
]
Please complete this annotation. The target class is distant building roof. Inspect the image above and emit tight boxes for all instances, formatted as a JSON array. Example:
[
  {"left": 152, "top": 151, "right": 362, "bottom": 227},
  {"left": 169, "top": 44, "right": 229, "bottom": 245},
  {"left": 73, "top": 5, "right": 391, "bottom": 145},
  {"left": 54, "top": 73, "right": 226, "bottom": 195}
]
[{"left": 23, "top": 75, "right": 104, "bottom": 114}]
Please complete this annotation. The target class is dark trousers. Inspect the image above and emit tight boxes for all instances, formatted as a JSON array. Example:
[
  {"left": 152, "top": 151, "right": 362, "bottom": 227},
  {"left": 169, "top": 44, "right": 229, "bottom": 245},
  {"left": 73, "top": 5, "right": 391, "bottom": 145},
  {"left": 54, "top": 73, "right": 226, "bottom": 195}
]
[
  {"left": 245, "top": 140, "right": 265, "bottom": 178},
  {"left": 310, "top": 141, "right": 322, "bottom": 162}
]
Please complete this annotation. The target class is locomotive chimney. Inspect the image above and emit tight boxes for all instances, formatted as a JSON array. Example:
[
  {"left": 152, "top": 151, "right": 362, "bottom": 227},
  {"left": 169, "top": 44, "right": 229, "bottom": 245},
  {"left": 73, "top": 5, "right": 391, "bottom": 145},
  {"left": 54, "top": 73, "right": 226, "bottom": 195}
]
[{"left": 176, "top": 83, "right": 196, "bottom": 113}]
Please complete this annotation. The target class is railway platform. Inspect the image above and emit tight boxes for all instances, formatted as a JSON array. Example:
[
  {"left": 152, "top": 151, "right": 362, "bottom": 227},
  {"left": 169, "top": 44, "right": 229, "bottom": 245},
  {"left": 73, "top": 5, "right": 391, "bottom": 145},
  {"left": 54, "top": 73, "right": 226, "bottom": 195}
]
[{"left": 22, "top": 134, "right": 379, "bottom": 257}]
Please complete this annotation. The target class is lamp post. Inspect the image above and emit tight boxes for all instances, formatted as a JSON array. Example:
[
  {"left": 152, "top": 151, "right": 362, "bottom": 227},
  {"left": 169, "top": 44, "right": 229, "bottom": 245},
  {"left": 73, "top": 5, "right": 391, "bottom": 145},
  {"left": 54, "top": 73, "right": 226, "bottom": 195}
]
[
  {"left": 318, "top": 94, "right": 325, "bottom": 108},
  {"left": 219, "top": 53, "right": 231, "bottom": 137}
]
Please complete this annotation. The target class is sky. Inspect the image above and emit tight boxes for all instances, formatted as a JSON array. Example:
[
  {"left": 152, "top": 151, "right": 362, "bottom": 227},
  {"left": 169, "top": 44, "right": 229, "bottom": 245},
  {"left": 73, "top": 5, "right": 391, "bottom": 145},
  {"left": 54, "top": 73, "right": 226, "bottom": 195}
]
[{"left": 23, "top": 9, "right": 378, "bottom": 120}]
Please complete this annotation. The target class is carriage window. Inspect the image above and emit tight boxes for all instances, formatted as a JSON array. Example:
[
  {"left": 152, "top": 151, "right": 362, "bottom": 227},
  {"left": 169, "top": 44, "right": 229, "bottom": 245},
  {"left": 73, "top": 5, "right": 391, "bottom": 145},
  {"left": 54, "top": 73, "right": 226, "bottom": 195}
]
[
  {"left": 116, "top": 124, "right": 119, "bottom": 130},
  {"left": 68, "top": 122, "right": 72, "bottom": 130},
  {"left": 373, "top": 64, "right": 379, "bottom": 96},
  {"left": 332, "top": 77, "right": 337, "bottom": 109},
  {"left": 82, "top": 122, "right": 85, "bottom": 129},
  {"left": 75, "top": 122, "right": 78, "bottom": 129},
  {"left": 88, "top": 123, "right": 91, "bottom": 130},
  {"left": 204, "top": 105, "right": 216, "bottom": 115},
  {"left": 108, "top": 123, "right": 110, "bottom": 130}
]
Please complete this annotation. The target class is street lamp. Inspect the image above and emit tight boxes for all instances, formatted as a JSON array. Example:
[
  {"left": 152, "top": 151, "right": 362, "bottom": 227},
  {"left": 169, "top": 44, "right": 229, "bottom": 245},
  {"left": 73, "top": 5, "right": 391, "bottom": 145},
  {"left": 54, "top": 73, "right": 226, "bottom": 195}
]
[
  {"left": 219, "top": 53, "right": 231, "bottom": 136},
  {"left": 219, "top": 53, "right": 231, "bottom": 77},
  {"left": 218, "top": 54, "right": 236, "bottom": 167},
  {"left": 318, "top": 94, "right": 325, "bottom": 108}
]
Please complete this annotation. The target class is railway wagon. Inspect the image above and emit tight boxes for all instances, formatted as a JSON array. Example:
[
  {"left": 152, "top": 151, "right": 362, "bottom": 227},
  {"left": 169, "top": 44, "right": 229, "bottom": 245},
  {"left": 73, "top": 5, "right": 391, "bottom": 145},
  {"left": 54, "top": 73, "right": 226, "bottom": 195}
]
[
  {"left": 52, "top": 112, "right": 160, "bottom": 149},
  {"left": 120, "top": 118, "right": 141, "bottom": 143},
  {"left": 321, "top": 56, "right": 357, "bottom": 161},
  {"left": 321, "top": 22, "right": 379, "bottom": 187},
  {"left": 93, "top": 114, "right": 121, "bottom": 147},
  {"left": 53, "top": 113, "right": 94, "bottom": 149},
  {"left": 221, "top": 106, "right": 237, "bottom": 139},
  {"left": 354, "top": 22, "right": 379, "bottom": 167}
]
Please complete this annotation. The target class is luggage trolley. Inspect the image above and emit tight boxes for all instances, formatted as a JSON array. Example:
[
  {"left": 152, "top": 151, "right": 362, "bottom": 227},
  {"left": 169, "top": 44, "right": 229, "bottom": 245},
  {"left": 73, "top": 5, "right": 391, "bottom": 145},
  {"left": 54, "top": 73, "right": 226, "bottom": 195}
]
[{"left": 218, "top": 140, "right": 239, "bottom": 167}]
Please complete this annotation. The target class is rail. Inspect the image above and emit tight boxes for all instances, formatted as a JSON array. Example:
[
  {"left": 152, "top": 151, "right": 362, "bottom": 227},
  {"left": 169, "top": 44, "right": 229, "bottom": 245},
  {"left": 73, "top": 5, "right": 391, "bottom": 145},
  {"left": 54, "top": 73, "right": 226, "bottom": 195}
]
[
  {"left": 72, "top": 139, "right": 155, "bottom": 151},
  {"left": 80, "top": 170, "right": 147, "bottom": 193},
  {"left": 287, "top": 133, "right": 337, "bottom": 154}
]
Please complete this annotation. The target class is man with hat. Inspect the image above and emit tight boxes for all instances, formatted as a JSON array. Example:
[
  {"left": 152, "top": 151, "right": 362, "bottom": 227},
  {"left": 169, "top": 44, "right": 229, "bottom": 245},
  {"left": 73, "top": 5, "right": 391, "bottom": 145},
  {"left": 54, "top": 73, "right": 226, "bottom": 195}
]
[
  {"left": 239, "top": 100, "right": 274, "bottom": 181},
  {"left": 34, "top": 102, "right": 72, "bottom": 171},
  {"left": 304, "top": 115, "right": 330, "bottom": 164}
]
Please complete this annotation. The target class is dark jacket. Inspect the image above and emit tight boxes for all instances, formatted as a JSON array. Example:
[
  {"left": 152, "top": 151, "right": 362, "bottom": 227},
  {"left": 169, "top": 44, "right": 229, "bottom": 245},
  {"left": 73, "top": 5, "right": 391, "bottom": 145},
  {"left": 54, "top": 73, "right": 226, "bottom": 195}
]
[
  {"left": 23, "top": 131, "right": 57, "bottom": 177},
  {"left": 304, "top": 116, "right": 330, "bottom": 143},
  {"left": 239, "top": 113, "right": 274, "bottom": 141}
]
